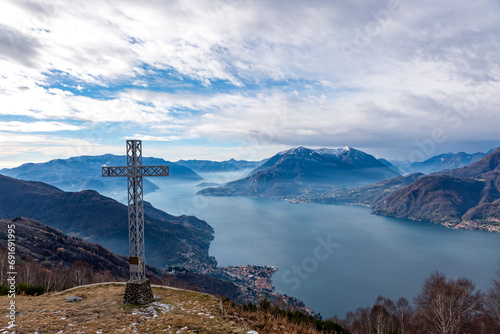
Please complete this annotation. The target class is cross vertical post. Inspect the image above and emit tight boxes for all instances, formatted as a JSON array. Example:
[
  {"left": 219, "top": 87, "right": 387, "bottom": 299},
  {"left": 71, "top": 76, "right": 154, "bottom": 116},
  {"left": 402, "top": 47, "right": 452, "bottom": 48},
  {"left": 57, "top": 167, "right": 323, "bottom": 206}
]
[
  {"left": 102, "top": 140, "right": 169, "bottom": 304},
  {"left": 127, "top": 140, "right": 145, "bottom": 281}
]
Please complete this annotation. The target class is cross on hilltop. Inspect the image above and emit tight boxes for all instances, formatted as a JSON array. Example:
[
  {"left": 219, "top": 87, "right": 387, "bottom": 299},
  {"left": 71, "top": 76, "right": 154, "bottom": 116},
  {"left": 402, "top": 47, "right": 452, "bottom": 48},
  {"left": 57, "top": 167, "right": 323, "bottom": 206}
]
[{"left": 102, "top": 140, "right": 169, "bottom": 304}]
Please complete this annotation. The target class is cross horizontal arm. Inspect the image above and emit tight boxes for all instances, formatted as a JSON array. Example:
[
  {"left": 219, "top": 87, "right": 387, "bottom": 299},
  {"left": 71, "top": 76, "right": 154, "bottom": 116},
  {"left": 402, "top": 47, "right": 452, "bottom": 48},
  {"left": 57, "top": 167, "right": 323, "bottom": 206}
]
[{"left": 102, "top": 166, "right": 169, "bottom": 177}]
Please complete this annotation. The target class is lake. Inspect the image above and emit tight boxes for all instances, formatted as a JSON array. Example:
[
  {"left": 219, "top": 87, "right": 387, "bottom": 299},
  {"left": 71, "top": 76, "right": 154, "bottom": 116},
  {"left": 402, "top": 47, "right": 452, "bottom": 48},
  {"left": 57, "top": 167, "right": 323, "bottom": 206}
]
[{"left": 145, "top": 172, "right": 500, "bottom": 319}]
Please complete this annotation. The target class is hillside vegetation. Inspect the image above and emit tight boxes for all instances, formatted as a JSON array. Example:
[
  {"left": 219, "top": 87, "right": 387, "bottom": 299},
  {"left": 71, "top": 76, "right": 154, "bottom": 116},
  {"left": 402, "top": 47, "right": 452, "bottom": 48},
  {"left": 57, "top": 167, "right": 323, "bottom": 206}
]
[
  {"left": 307, "top": 148, "right": 500, "bottom": 232},
  {"left": 374, "top": 148, "right": 500, "bottom": 232},
  {"left": 0, "top": 283, "right": 346, "bottom": 333},
  {"left": 0, "top": 175, "right": 216, "bottom": 268}
]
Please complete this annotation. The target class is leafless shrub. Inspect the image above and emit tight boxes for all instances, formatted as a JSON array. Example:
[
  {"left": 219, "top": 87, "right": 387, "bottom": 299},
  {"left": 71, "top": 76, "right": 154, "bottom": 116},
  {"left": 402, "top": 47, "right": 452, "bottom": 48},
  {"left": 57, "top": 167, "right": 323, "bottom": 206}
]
[{"left": 414, "top": 272, "right": 483, "bottom": 334}]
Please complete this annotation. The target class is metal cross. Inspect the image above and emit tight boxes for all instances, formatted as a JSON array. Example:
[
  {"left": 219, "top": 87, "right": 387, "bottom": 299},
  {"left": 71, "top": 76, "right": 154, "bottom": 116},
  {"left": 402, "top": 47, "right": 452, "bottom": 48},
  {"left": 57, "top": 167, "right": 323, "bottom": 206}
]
[{"left": 102, "top": 140, "right": 169, "bottom": 282}]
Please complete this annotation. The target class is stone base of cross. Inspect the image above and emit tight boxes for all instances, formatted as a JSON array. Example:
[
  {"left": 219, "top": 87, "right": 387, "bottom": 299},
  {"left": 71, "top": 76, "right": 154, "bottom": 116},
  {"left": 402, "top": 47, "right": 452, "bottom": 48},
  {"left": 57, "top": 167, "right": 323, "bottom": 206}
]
[
  {"left": 102, "top": 140, "right": 169, "bottom": 304},
  {"left": 123, "top": 279, "right": 154, "bottom": 305}
]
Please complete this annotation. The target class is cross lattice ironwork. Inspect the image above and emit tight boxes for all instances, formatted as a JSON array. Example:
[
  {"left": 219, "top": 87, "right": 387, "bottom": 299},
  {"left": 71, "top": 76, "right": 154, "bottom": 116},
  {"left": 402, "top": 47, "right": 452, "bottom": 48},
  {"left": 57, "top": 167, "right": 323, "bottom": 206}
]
[{"left": 102, "top": 140, "right": 169, "bottom": 282}]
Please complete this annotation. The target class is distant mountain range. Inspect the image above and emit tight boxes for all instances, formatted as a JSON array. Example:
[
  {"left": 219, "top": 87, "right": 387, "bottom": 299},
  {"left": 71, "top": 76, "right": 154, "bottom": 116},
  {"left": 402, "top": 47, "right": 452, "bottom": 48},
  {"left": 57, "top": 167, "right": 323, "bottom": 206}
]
[
  {"left": 0, "top": 174, "right": 216, "bottom": 268},
  {"left": 310, "top": 173, "right": 424, "bottom": 207},
  {"left": 0, "top": 154, "right": 202, "bottom": 198},
  {"left": 198, "top": 146, "right": 401, "bottom": 198},
  {"left": 4, "top": 145, "right": 499, "bottom": 240},
  {"left": 309, "top": 148, "right": 500, "bottom": 232},
  {"left": 407, "top": 151, "right": 487, "bottom": 174},
  {"left": 176, "top": 159, "right": 262, "bottom": 173}
]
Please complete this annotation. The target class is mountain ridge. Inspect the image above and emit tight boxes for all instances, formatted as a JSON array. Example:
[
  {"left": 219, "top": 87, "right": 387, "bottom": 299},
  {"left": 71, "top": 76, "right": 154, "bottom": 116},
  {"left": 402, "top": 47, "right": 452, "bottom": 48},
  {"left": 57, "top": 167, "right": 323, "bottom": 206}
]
[
  {"left": 0, "top": 174, "right": 216, "bottom": 268},
  {"left": 176, "top": 159, "right": 262, "bottom": 173},
  {"left": 372, "top": 148, "right": 500, "bottom": 232},
  {"left": 0, "top": 154, "right": 202, "bottom": 198},
  {"left": 408, "top": 151, "right": 486, "bottom": 174},
  {"left": 308, "top": 173, "right": 424, "bottom": 207},
  {"left": 198, "top": 146, "right": 401, "bottom": 199},
  {"left": 0, "top": 217, "right": 130, "bottom": 279}
]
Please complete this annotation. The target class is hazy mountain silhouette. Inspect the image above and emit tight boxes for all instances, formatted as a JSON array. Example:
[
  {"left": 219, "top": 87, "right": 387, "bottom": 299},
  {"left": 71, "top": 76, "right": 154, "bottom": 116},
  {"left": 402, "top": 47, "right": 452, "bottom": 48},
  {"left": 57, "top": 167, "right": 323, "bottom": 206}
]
[
  {"left": 198, "top": 146, "right": 401, "bottom": 198},
  {"left": 176, "top": 159, "right": 262, "bottom": 173},
  {"left": 408, "top": 151, "right": 486, "bottom": 174},
  {"left": 0, "top": 154, "right": 202, "bottom": 198},
  {"left": 312, "top": 173, "right": 424, "bottom": 207}
]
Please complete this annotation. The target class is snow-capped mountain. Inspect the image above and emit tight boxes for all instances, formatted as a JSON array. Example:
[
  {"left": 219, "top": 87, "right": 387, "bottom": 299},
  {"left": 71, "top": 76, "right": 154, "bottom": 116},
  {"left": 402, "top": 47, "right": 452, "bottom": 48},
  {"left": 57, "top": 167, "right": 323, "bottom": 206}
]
[{"left": 198, "top": 146, "right": 401, "bottom": 199}]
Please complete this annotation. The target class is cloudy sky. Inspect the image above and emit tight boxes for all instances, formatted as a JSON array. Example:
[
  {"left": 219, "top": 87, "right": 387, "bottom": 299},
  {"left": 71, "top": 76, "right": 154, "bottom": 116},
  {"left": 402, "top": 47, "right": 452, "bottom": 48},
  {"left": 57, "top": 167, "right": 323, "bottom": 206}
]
[{"left": 1, "top": 0, "right": 499, "bottom": 167}]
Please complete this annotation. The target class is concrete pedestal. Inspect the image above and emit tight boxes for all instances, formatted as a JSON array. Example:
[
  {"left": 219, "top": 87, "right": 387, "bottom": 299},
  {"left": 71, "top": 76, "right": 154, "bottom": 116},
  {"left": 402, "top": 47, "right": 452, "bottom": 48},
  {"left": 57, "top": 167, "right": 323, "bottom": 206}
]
[{"left": 123, "top": 279, "right": 154, "bottom": 304}]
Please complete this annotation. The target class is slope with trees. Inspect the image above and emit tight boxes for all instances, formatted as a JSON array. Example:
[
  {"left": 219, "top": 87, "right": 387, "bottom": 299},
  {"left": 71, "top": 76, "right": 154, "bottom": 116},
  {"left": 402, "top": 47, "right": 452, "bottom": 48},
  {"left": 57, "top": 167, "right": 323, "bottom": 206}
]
[
  {"left": 0, "top": 174, "right": 216, "bottom": 268},
  {"left": 374, "top": 148, "right": 500, "bottom": 232}
]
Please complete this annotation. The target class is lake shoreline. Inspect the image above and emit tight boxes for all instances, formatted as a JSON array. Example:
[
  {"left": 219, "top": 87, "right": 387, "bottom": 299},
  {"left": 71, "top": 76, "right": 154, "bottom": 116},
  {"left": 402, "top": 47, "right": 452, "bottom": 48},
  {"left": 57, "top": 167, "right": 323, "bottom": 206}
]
[{"left": 146, "top": 178, "right": 500, "bottom": 318}]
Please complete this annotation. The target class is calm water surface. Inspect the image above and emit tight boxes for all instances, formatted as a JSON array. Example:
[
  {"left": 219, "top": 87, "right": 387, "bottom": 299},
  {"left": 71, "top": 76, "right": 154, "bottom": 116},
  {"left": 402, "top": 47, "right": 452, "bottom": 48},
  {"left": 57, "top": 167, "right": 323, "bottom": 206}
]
[{"left": 145, "top": 172, "right": 500, "bottom": 318}]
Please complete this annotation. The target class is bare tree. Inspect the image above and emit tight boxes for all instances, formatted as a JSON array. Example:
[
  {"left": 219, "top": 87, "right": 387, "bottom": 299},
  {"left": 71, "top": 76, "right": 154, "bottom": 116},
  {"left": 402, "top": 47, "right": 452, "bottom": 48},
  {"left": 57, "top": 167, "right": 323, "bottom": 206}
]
[
  {"left": 395, "top": 297, "right": 413, "bottom": 334},
  {"left": 370, "top": 296, "right": 397, "bottom": 334},
  {"left": 18, "top": 255, "right": 39, "bottom": 286},
  {"left": 415, "top": 272, "right": 482, "bottom": 334},
  {"left": 39, "top": 267, "right": 56, "bottom": 291},
  {"left": 162, "top": 274, "right": 177, "bottom": 287},
  {"left": 484, "top": 272, "right": 500, "bottom": 331},
  {"left": 93, "top": 269, "right": 117, "bottom": 283},
  {"left": 72, "top": 260, "right": 92, "bottom": 286},
  {"left": 348, "top": 307, "right": 372, "bottom": 334},
  {"left": 371, "top": 304, "right": 390, "bottom": 334}
]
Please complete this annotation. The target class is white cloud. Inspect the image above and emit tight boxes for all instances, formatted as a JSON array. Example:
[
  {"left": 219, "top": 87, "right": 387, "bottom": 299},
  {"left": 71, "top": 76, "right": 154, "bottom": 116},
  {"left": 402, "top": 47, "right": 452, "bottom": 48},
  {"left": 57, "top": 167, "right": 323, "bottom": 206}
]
[
  {"left": 0, "top": 132, "right": 115, "bottom": 166},
  {"left": 0, "top": 121, "right": 83, "bottom": 132},
  {"left": 0, "top": 0, "right": 499, "bottom": 163},
  {"left": 1, "top": 0, "right": 494, "bottom": 87},
  {"left": 128, "top": 134, "right": 182, "bottom": 142}
]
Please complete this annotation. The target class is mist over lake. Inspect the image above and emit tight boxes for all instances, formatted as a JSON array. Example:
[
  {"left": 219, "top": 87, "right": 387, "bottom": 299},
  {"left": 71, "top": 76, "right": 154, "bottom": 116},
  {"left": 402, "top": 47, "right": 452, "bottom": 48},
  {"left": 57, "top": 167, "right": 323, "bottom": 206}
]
[{"left": 145, "top": 172, "right": 500, "bottom": 318}]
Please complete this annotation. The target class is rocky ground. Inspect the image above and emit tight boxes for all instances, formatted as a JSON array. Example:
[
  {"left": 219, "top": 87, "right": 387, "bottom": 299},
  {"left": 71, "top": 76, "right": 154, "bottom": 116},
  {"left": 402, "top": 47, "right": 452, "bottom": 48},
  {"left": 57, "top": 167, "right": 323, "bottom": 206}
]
[
  {"left": 0, "top": 282, "right": 332, "bottom": 334},
  {"left": 0, "top": 283, "right": 254, "bottom": 333}
]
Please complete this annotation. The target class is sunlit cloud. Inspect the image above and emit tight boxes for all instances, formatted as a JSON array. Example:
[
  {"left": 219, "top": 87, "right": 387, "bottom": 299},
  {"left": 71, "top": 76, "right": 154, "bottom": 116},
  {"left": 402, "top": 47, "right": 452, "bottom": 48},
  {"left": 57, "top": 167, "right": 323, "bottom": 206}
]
[
  {"left": 0, "top": 121, "right": 83, "bottom": 132},
  {"left": 0, "top": 0, "right": 499, "bottom": 165},
  {"left": 0, "top": 132, "right": 115, "bottom": 168},
  {"left": 127, "top": 134, "right": 183, "bottom": 142}
]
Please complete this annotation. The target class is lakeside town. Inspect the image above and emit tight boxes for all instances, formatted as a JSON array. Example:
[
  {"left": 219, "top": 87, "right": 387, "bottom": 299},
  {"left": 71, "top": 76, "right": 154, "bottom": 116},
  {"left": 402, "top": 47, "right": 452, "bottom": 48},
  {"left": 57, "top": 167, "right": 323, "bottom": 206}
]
[
  {"left": 165, "top": 264, "right": 315, "bottom": 316},
  {"left": 211, "top": 265, "right": 316, "bottom": 316}
]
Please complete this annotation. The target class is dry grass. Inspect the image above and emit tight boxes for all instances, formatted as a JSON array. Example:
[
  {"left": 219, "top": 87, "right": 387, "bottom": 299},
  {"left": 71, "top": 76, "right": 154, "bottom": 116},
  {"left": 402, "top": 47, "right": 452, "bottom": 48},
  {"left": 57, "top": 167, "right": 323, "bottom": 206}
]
[
  {"left": 0, "top": 283, "right": 253, "bottom": 333},
  {"left": 1, "top": 283, "right": 333, "bottom": 333},
  {"left": 222, "top": 301, "right": 330, "bottom": 334}
]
